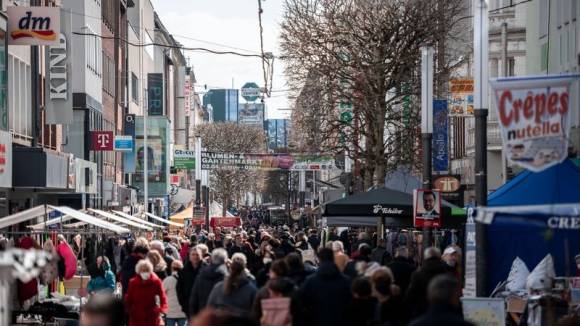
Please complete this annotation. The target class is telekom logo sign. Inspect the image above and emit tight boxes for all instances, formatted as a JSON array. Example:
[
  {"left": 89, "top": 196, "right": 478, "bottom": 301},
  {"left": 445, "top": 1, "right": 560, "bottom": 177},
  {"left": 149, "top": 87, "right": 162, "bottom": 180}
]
[{"left": 91, "top": 131, "right": 114, "bottom": 151}]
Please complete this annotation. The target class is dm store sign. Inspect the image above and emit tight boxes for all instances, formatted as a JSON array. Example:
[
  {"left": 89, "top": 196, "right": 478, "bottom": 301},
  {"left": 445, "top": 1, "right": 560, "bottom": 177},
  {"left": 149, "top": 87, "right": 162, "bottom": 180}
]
[
  {"left": 490, "top": 75, "right": 574, "bottom": 172},
  {"left": 8, "top": 6, "right": 60, "bottom": 46}
]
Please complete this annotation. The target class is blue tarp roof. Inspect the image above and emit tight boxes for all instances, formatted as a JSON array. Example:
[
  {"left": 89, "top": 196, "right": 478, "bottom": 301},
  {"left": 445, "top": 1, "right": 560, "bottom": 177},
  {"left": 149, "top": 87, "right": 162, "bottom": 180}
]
[
  {"left": 488, "top": 159, "right": 580, "bottom": 206},
  {"left": 484, "top": 159, "right": 580, "bottom": 293}
]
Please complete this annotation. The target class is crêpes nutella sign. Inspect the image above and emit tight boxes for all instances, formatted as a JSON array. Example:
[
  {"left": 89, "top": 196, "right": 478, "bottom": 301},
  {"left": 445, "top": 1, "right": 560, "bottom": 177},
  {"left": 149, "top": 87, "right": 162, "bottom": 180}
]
[{"left": 490, "top": 75, "right": 574, "bottom": 172}]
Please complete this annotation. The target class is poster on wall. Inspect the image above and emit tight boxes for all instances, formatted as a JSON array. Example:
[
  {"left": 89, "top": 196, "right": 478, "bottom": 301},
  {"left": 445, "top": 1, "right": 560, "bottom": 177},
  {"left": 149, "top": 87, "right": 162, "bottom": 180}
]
[
  {"left": 133, "top": 116, "right": 169, "bottom": 197},
  {"left": 413, "top": 189, "right": 441, "bottom": 228},
  {"left": 433, "top": 99, "right": 448, "bottom": 172},
  {"left": 148, "top": 73, "right": 164, "bottom": 116},
  {"left": 490, "top": 75, "right": 574, "bottom": 172},
  {"left": 449, "top": 78, "right": 474, "bottom": 116}
]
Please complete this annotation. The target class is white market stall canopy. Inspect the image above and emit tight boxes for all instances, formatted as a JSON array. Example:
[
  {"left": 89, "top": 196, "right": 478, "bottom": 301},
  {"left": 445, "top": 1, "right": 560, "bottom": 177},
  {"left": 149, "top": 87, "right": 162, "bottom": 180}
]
[
  {"left": 112, "top": 210, "right": 165, "bottom": 229},
  {"left": 89, "top": 209, "right": 153, "bottom": 231},
  {"left": 144, "top": 212, "right": 184, "bottom": 227},
  {"left": 0, "top": 206, "right": 48, "bottom": 229},
  {"left": 0, "top": 205, "right": 130, "bottom": 234},
  {"left": 28, "top": 215, "right": 76, "bottom": 230}
]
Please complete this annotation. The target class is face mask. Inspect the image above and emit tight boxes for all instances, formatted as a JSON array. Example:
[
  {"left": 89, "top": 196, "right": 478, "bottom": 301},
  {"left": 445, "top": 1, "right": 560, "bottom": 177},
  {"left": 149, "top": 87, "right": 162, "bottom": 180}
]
[{"left": 140, "top": 272, "right": 151, "bottom": 280}]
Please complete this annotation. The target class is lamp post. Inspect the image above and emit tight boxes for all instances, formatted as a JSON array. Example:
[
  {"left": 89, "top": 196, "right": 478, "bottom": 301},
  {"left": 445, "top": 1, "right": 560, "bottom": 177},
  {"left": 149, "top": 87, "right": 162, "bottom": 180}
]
[
  {"left": 201, "top": 169, "right": 209, "bottom": 231},
  {"left": 474, "top": 0, "right": 489, "bottom": 296},
  {"left": 421, "top": 46, "right": 434, "bottom": 248}
]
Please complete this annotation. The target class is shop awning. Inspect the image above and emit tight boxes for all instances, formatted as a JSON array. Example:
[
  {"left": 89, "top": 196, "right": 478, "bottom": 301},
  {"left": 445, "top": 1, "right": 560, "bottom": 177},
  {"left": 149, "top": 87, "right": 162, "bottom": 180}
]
[
  {"left": 112, "top": 210, "right": 165, "bottom": 229},
  {"left": 145, "top": 212, "right": 184, "bottom": 227},
  {"left": 170, "top": 205, "right": 193, "bottom": 222},
  {"left": 0, "top": 205, "right": 48, "bottom": 229},
  {"left": 50, "top": 206, "right": 130, "bottom": 234},
  {"left": 89, "top": 209, "right": 153, "bottom": 231}
]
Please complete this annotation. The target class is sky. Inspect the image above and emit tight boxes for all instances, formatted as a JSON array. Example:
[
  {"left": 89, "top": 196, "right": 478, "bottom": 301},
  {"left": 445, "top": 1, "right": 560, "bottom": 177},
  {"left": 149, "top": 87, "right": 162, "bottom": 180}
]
[{"left": 151, "top": 0, "right": 290, "bottom": 119}]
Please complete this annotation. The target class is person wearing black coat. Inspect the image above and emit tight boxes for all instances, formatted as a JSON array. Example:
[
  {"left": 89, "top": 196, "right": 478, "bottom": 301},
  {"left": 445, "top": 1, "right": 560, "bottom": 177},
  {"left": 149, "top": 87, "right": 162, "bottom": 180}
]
[
  {"left": 285, "top": 253, "right": 314, "bottom": 287},
  {"left": 300, "top": 248, "right": 351, "bottom": 326},
  {"left": 345, "top": 277, "right": 378, "bottom": 326},
  {"left": 120, "top": 244, "right": 148, "bottom": 297},
  {"left": 176, "top": 247, "right": 207, "bottom": 318},
  {"left": 387, "top": 246, "right": 416, "bottom": 295},
  {"left": 188, "top": 248, "right": 229, "bottom": 316},
  {"left": 405, "top": 247, "right": 453, "bottom": 319},
  {"left": 409, "top": 274, "right": 474, "bottom": 326}
]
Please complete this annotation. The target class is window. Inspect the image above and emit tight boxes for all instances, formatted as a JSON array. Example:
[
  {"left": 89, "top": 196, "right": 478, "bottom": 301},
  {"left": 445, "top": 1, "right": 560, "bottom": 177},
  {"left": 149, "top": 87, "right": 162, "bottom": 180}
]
[
  {"left": 539, "top": 0, "right": 549, "bottom": 38},
  {"left": 131, "top": 73, "right": 139, "bottom": 103}
]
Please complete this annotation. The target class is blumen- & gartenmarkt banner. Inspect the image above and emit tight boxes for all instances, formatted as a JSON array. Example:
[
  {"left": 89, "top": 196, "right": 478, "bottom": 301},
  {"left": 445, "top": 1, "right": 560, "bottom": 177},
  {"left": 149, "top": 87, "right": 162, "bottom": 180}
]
[{"left": 490, "top": 75, "right": 574, "bottom": 172}]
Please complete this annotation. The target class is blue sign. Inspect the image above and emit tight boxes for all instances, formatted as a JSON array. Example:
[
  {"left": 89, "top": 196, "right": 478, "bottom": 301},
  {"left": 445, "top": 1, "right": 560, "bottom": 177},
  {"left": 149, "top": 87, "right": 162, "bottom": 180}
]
[
  {"left": 114, "top": 135, "right": 133, "bottom": 151},
  {"left": 123, "top": 114, "right": 136, "bottom": 173},
  {"left": 433, "top": 99, "right": 448, "bottom": 172}
]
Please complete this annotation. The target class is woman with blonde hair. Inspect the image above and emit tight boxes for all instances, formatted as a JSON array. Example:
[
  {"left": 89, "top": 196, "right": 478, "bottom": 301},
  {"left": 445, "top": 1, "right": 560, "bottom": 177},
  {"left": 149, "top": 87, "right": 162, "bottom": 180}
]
[
  {"left": 332, "top": 241, "right": 349, "bottom": 272},
  {"left": 125, "top": 259, "right": 167, "bottom": 326},
  {"left": 147, "top": 250, "right": 168, "bottom": 280}
]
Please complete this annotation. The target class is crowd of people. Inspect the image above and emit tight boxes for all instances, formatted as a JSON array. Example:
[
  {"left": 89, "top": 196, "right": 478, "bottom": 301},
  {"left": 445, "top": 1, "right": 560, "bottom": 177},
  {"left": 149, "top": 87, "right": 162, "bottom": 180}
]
[{"left": 78, "top": 225, "right": 473, "bottom": 326}]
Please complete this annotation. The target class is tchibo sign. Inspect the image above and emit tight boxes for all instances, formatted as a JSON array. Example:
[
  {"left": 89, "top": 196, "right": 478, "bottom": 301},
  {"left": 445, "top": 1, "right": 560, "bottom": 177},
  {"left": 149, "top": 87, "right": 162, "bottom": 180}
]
[{"left": 8, "top": 6, "right": 60, "bottom": 46}]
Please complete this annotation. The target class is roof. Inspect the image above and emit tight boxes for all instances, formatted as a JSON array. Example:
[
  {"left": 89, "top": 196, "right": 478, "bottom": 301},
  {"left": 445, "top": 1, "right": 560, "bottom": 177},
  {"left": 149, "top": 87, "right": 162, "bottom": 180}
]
[{"left": 488, "top": 159, "right": 580, "bottom": 206}]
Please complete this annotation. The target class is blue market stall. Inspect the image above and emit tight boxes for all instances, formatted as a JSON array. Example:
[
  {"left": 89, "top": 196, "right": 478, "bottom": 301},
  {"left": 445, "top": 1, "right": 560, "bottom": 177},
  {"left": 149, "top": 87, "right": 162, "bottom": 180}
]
[{"left": 476, "top": 159, "right": 580, "bottom": 293}]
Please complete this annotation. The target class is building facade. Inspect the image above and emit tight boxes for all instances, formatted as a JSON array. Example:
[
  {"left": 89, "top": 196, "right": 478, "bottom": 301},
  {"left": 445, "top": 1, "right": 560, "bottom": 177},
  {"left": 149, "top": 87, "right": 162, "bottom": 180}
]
[{"left": 203, "top": 89, "right": 239, "bottom": 122}]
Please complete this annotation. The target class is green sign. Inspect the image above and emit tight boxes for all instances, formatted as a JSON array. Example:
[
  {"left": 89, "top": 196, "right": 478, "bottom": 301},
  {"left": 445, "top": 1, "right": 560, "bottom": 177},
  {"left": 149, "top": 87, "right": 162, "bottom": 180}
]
[
  {"left": 174, "top": 149, "right": 195, "bottom": 169},
  {"left": 241, "top": 82, "right": 260, "bottom": 102}
]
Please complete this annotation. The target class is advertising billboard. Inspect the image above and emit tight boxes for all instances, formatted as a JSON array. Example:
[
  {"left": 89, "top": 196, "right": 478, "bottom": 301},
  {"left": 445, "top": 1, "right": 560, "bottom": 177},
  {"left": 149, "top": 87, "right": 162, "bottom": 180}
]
[
  {"left": 238, "top": 102, "right": 264, "bottom": 127},
  {"left": 148, "top": 73, "right": 163, "bottom": 116},
  {"left": 449, "top": 78, "right": 474, "bottom": 117},
  {"left": 133, "top": 116, "right": 169, "bottom": 197},
  {"left": 490, "top": 75, "right": 573, "bottom": 172}
]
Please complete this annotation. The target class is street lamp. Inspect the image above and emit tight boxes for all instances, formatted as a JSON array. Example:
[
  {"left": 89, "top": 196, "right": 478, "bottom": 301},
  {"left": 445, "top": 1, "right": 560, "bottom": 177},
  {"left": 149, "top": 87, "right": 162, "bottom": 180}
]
[
  {"left": 420, "top": 46, "right": 434, "bottom": 188},
  {"left": 474, "top": 0, "right": 489, "bottom": 297}
]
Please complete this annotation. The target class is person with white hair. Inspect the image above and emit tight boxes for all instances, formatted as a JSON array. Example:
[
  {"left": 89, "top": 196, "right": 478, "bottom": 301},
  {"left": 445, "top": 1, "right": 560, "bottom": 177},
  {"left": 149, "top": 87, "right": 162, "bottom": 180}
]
[
  {"left": 332, "top": 240, "right": 350, "bottom": 272},
  {"left": 124, "top": 259, "right": 168, "bottom": 326},
  {"left": 207, "top": 252, "right": 257, "bottom": 314},
  {"left": 188, "top": 248, "right": 229, "bottom": 316}
]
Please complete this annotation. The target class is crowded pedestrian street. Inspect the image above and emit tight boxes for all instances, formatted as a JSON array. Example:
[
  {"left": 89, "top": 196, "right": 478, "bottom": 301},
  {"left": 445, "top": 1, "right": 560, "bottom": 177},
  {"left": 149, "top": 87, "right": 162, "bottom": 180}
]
[{"left": 0, "top": 0, "right": 579, "bottom": 325}]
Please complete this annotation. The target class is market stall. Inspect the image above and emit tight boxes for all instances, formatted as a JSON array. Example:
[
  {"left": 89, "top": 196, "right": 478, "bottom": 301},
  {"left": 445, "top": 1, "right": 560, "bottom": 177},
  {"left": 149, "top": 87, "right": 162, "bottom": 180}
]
[
  {"left": 322, "top": 186, "right": 463, "bottom": 228},
  {"left": 477, "top": 159, "right": 580, "bottom": 294}
]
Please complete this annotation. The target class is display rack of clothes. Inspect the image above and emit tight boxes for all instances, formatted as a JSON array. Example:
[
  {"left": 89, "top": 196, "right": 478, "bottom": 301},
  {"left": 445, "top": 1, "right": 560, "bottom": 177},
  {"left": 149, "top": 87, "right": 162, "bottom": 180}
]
[{"left": 384, "top": 228, "right": 463, "bottom": 265}]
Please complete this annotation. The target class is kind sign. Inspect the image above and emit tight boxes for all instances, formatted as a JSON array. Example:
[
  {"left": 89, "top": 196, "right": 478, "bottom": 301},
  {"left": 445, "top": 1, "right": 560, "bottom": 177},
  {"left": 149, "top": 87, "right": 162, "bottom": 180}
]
[{"left": 490, "top": 75, "right": 574, "bottom": 172}]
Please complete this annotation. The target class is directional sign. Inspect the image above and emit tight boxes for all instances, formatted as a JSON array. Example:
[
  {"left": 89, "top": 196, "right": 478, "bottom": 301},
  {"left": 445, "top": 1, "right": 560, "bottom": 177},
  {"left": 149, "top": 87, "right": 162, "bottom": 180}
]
[
  {"left": 114, "top": 135, "right": 133, "bottom": 152},
  {"left": 241, "top": 82, "right": 260, "bottom": 102}
]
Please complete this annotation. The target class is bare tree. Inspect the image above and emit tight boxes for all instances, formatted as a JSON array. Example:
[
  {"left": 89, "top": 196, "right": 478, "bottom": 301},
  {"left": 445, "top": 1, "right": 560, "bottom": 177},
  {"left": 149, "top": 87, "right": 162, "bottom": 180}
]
[
  {"left": 195, "top": 123, "right": 267, "bottom": 216},
  {"left": 281, "top": 0, "right": 467, "bottom": 189}
]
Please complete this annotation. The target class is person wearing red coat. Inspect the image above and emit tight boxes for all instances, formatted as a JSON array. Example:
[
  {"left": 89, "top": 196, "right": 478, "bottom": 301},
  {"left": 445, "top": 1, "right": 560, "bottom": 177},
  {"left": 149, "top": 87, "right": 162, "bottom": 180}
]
[{"left": 125, "top": 259, "right": 168, "bottom": 326}]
